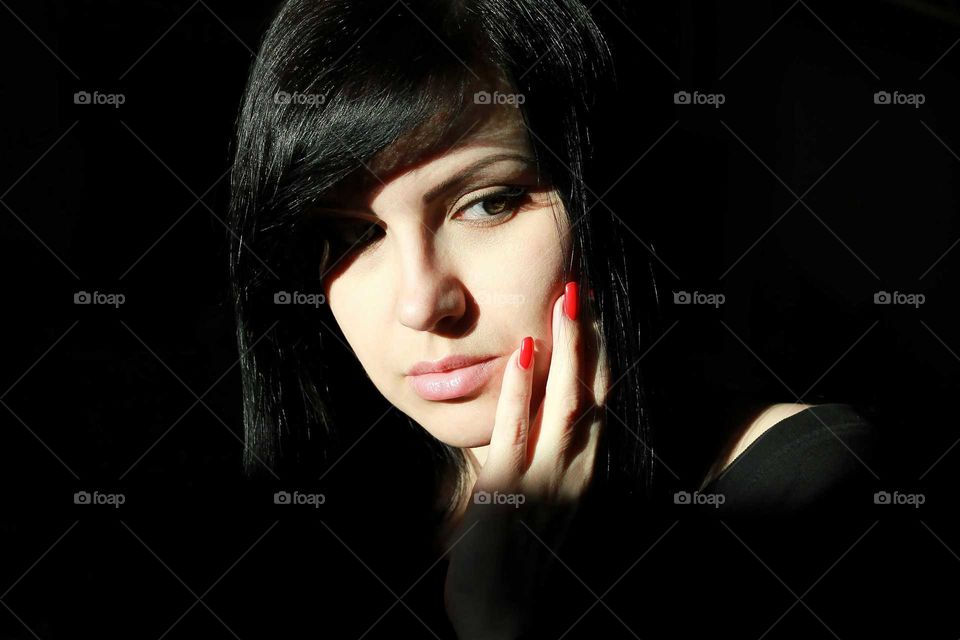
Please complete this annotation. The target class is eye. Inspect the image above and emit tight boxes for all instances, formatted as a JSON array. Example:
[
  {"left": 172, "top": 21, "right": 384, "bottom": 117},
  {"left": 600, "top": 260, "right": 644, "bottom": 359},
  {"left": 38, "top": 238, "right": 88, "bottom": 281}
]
[
  {"left": 454, "top": 186, "right": 530, "bottom": 226},
  {"left": 319, "top": 184, "right": 533, "bottom": 263}
]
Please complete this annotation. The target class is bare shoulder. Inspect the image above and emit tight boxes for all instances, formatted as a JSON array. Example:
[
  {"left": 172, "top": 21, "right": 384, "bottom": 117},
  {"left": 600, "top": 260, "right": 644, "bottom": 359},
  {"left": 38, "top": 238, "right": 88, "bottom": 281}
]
[
  {"left": 729, "top": 403, "right": 816, "bottom": 463},
  {"left": 704, "top": 403, "right": 816, "bottom": 485}
]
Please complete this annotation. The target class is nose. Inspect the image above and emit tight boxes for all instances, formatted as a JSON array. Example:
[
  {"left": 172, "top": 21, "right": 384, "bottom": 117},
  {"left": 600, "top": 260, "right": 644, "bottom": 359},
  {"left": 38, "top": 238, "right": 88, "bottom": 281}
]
[{"left": 395, "top": 227, "right": 465, "bottom": 332}]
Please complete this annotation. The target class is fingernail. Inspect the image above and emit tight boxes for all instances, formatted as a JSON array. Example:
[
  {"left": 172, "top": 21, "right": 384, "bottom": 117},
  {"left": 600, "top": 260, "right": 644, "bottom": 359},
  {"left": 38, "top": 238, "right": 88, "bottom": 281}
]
[
  {"left": 564, "top": 281, "right": 579, "bottom": 321},
  {"left": 518, "top": 336, "right": 534, "bottom": 370}
]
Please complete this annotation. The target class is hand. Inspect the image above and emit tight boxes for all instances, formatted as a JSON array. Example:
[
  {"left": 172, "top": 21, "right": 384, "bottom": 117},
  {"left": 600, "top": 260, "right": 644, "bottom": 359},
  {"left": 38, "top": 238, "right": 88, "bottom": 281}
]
[{"left": 443, "top": 282, "right": 610, "bottom": 639}]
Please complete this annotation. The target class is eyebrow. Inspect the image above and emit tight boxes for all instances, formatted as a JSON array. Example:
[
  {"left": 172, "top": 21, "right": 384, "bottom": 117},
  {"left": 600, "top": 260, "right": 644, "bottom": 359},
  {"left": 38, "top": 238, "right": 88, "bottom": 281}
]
[
  {"left": 421, "top": 152, "right": 537, "bottom": 205},
  {"left": 318, "top": 152, "right": 537, "bottom": 218}
]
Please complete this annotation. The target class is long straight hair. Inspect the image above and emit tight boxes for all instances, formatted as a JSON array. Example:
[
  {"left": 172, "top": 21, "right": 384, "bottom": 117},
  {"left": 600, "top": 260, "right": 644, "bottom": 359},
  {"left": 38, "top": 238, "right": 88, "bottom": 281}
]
[{"left": 227, "top": 0, "right": 664, "bottom": 521}]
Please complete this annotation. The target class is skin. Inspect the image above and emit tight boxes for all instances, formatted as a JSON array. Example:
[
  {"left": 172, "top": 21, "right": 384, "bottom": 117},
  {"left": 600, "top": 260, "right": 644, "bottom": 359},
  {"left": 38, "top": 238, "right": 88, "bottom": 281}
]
[
  {"left": 322, "top": 104, "right": 585, "bottom": 463},
  {"left": 321, "top": 103, "right": 611, "bottom": 636},
  {"left": 443, "top": 284, "right": 608, "bottom": 638},
  {"left": 318, "top": 95, "right": 818, "bottom": 636},
  {"left": 700, "top": 402, "right": 816, "bottom": 488}
]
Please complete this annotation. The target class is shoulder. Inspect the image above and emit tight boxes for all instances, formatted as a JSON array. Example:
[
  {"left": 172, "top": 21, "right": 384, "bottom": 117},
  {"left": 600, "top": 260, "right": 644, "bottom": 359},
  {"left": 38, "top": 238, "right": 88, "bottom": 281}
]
[
  {"left": 722, "top": 403, "right": 815, "bottom": 473},
  {"left": 700, "top": 402, "right": 881, "bottom": 514},
  {"left": 700, "top": 403, "right": 814, "bottom": 488}
]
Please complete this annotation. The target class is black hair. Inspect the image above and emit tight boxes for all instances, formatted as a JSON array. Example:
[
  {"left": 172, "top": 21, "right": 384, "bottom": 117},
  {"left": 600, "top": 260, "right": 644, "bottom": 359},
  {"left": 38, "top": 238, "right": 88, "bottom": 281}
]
[{"left": 227, "top": 0, "right": 664, "bottom": 525}]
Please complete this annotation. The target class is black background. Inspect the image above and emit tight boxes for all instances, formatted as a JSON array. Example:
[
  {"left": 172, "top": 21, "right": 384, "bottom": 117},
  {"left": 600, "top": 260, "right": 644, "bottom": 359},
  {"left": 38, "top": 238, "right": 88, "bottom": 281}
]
[{"left": 1, "top": 1, "right": 958, "bottom": 637}]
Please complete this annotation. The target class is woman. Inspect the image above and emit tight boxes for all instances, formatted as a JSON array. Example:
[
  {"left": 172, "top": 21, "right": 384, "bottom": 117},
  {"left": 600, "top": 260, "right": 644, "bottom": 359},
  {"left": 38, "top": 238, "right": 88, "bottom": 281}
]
[{"left": 226, "top": 0, "right": 882, "bottom": 635}]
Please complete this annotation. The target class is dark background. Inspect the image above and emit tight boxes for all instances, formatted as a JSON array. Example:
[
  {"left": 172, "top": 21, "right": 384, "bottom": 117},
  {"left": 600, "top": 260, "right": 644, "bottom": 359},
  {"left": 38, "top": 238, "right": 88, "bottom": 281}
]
[{"left": 1, "top": 0, "right": 958, "bottom": 637}]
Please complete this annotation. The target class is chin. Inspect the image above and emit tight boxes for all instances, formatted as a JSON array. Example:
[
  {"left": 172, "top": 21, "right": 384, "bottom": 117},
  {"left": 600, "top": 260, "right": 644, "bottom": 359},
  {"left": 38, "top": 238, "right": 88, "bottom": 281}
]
[
  {"left": 441, "top": 431, "right": 492, "bottom": 449},
  {"left": 420, "top": 415, "right": 494, "bottom": 449},
  {"left": 400, "top": 389, "right": 498, "bottom": 448}
]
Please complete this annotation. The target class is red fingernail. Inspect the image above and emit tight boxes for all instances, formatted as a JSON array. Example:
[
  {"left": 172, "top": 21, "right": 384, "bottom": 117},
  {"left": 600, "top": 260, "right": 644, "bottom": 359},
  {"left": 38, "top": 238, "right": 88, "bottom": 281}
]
[
  {"left": 564, "top": 281, "right": 579, "bottom": 321},
  {"left": 518, "top": 336, "right": 534, "bottom": 370}
]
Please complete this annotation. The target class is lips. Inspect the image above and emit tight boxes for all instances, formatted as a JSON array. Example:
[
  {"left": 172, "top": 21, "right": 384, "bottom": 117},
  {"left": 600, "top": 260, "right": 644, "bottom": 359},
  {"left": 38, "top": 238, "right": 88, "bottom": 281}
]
[
  {"left": 406, "top": 354, "right": 498, "bottom": 376},
  {"left": 406, "top": 355, "right": 501, "bottom": 401}
]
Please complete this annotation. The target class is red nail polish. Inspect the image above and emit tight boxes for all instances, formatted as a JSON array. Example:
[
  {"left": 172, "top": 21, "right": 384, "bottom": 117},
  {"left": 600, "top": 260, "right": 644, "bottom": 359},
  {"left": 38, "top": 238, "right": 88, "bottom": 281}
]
[
  {"left": 564, "top": 282, "right": 579, "bottom": 321},
  {"left": 518, "top": 336, "right": 534, "bottom": 370}
]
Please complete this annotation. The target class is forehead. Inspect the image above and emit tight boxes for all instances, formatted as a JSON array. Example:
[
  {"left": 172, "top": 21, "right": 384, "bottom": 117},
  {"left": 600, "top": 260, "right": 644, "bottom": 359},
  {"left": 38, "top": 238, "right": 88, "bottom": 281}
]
[{"left": 327, "top": 104, "right": 532, "bottom": 208}]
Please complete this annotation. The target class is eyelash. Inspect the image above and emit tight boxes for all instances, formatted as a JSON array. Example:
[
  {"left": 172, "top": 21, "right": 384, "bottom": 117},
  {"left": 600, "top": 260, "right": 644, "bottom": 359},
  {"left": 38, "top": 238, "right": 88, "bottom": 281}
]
[
  {"left": 454, "top": 185, "right": 530, "bottom": 226},
  {"left": 329, "top": 185, "right": 531, "bottom": 254}
]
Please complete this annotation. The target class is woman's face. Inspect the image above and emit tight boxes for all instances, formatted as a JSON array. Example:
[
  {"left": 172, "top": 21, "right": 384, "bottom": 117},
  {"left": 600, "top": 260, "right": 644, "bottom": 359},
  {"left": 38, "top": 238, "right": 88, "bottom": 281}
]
[{"left": 322, "top": 105, "right": 570, "bottom": 449}]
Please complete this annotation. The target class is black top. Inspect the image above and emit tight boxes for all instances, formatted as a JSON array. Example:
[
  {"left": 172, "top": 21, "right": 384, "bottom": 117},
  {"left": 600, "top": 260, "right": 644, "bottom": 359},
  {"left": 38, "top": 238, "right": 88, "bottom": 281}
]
[{"left": 696, "top": 403, "right": 882, "bottom": 514}]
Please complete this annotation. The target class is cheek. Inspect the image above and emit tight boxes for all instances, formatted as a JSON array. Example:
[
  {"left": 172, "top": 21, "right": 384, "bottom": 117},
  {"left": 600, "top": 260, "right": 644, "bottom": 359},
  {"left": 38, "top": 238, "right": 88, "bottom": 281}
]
[
  {"left": 325, "top": 273, "right": 388, "bottom": 371},
  {"left": 471, "top": 208, "right": 568, "bottom": 330},
  {"left": 319, "top": 206, "right": 569, "bottom": 448}
]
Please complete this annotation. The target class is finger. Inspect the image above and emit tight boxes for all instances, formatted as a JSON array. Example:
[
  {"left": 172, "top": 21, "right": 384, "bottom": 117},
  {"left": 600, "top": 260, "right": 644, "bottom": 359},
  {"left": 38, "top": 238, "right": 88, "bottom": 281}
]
[
  {"left": 591, "top": 315, "right": 611, "bottom": 408},
  {"left": 481, "top": 335, "right": 536, "bottom": 489},
  {"left": 581, "top": 285, "right": 610, "bottom": 408},
  {"left": 531, "top": 281, "right": 587, "bottom": 469}
]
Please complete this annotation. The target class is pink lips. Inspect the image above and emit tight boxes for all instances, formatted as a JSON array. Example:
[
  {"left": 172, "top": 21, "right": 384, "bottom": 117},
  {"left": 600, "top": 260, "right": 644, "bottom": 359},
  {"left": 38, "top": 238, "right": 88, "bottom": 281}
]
[{"left": 406, "top": 355, "right": 501, "bottom": 401}]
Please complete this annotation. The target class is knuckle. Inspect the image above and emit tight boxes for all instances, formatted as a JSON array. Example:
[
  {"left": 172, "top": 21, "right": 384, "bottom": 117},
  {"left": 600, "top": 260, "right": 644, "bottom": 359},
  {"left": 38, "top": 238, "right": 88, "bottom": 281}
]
[
  {"left": 492, "top": 423, "right": 528, "bottom": 472},
  {"left": 506, "top": 417, "right": 528, "bottom": 449},
  {"left": 557, "top": 389, "right": 585, "bottom": 424}
]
